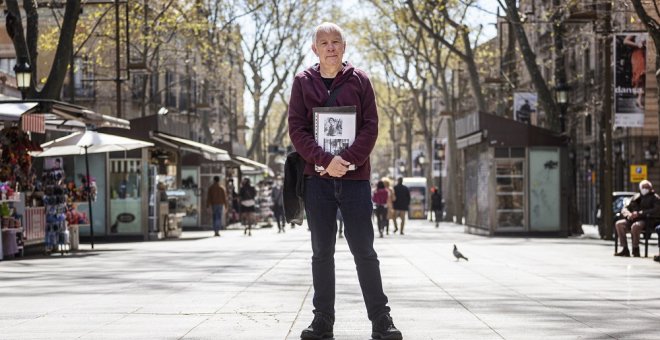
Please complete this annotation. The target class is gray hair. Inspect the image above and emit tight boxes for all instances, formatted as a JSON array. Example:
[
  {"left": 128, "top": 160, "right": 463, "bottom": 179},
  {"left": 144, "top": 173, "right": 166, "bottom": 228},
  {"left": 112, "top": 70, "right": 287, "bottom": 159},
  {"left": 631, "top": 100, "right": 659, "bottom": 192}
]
[{"left": 312, "top": 22, "right": 345, "bottom": 45}]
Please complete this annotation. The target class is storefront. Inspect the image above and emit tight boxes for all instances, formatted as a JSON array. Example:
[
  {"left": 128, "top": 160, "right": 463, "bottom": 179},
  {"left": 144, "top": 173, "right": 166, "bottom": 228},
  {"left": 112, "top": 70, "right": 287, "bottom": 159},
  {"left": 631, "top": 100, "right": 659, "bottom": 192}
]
[
  {"left": 102, "top": 114, "right": 231, "bottom": 234},
  {"left": 456, "top": 112, "right": 568, "bottom": 236}
]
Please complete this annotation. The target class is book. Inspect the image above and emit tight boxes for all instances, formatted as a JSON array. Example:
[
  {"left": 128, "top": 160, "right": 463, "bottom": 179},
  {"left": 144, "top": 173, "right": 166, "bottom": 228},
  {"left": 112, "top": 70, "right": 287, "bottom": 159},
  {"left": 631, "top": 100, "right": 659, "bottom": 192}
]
[{"left": 313, "top": 106, "right": 357, "bottom": 172}]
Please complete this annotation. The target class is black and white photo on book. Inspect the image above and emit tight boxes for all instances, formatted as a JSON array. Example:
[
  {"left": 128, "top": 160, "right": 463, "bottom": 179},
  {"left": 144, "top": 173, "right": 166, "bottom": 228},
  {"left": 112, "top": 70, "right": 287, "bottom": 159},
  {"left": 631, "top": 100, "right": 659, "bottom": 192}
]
[{"left": 313, "top": 106, "right": 357, "bottom": 172}]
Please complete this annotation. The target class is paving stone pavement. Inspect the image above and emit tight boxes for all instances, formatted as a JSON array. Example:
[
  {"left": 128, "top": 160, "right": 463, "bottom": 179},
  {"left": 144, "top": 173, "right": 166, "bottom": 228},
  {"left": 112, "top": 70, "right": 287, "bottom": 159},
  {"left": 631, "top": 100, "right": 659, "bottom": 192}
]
[{"left": 1, "top": 220, "right": 659, "bottom": 340}]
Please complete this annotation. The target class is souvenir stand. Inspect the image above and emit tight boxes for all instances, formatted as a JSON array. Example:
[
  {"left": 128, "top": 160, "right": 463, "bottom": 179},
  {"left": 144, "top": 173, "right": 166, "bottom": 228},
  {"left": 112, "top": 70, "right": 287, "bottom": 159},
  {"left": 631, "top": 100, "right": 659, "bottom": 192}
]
[
  {"left": 0, "top": 126, "right": 41, "bottom": 259},
  {"left": 42, "top": 164, "right": 70, "bottom": 254}
]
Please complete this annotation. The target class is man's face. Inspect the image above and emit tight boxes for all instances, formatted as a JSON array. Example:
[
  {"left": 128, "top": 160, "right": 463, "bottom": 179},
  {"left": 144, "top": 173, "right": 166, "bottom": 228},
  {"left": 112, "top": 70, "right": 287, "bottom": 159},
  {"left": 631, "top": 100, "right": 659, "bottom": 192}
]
[{"left": 312, "top": 30, "right": 345, "bottom": 69}]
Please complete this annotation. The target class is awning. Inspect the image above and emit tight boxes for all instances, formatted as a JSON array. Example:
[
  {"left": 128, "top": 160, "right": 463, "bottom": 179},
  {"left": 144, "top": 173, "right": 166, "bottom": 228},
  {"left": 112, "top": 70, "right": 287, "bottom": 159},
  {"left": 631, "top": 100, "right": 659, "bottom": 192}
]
[
  {"left": 234, "top": 156, "right": 274, "bottom": 176},
  {"left": 151, "top": 131, "right": 231, "bottom": 161},
  {"left": 0, "top": 100, "right": 130, "bottom": 130}
]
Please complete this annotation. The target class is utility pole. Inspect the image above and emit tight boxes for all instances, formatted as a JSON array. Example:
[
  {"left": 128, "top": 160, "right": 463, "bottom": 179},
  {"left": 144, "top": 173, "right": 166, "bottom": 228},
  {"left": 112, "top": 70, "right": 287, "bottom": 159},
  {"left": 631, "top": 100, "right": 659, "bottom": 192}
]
[
  {"left": 600, "top": 2, "right": 614, "bottom": 240},
  {"left": 115, "top": 0, "right": 123, "bottom": 118}
]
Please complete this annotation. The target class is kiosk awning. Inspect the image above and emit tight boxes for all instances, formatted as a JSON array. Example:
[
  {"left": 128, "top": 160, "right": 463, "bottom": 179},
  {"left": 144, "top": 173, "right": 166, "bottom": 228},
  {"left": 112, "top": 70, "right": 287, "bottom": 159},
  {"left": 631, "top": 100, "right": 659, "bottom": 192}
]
[
  {"left": 0, "top": 100, "right": 130, "bottom": 130},
  {"left": 234, "top": 156, "right": 274, "bottom": 176},
  {"left": 151, "top": 132, "right": 231, "bottom": 161}
]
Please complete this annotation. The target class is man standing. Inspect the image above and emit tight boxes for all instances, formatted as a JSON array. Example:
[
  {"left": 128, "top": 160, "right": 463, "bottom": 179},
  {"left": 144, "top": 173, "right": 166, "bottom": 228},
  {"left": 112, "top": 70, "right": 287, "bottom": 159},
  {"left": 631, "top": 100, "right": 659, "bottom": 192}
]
[
  {"left": 206, "top": 176, "right": 228, "bottom": 237},
  {"left": 288, "top": 22, "right": 402, "bottom": 340},
  {"left": 392, "top": 177, "right": 410, "bottom": 235},
  {"left": 614, "top": 180, "right": 660, "bottom": 257}
]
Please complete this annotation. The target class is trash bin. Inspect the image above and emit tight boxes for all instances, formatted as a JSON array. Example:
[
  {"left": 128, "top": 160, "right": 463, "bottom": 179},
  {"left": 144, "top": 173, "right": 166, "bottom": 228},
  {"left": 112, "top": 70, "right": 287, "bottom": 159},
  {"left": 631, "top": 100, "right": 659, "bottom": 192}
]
[{"left": 67, "top": 224, "right": 82, "bottom": 251}]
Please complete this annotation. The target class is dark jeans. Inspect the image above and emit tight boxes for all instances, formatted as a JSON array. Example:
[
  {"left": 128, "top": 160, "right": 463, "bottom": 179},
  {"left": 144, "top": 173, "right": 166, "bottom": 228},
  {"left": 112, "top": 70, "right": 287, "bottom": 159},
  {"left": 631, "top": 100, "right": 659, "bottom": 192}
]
[
  {"left": 273, "top": 204, "right": 284, "bottom": 230},
  {"left": 375, "top": 205, "right": 387, "bottom": 234},
  {"left": 304, "top": 176, "right": 390, "bottom": 320},
  {"left": 212, "top": 205, "right": 223, "bottom": 232}
]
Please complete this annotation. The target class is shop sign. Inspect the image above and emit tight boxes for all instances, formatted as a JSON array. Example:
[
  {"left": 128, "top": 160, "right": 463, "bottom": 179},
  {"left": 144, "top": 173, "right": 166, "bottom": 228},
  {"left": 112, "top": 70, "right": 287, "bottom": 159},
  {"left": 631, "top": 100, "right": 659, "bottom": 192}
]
[{"left": 630, "top": 164, "right": 647, "bottom": 183}]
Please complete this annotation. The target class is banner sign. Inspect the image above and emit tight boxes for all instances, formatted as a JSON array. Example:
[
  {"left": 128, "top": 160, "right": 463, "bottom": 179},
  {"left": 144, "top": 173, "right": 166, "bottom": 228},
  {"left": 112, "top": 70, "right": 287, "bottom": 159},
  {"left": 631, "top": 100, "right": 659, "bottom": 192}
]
[
  {"left": 513, "top": 92, "right": 537, "bottom": 125},
  {"left": 614, "top": 33, "right": 647, "bottom": 127}
]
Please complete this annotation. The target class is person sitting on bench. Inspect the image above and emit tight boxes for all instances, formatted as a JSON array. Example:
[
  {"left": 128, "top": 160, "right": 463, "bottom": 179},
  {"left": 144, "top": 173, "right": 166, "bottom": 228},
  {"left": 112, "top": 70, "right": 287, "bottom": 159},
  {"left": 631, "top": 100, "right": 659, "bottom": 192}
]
[{"left": 615, "top": 180, "right": 660, "bottom": 257}]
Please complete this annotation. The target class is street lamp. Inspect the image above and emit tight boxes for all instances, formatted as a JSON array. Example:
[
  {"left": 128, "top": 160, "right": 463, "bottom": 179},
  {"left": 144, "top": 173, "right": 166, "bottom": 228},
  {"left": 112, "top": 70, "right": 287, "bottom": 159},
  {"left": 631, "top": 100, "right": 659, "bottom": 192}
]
[{"left": 13, "top": 61, "right": 31, "bottom": 99}]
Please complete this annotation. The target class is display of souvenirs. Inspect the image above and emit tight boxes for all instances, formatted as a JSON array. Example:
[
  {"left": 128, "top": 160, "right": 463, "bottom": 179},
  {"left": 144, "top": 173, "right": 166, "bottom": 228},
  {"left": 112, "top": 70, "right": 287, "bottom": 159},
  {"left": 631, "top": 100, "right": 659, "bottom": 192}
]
[
  {"left": 65, "top": 204, "right": 88, "bottom": 225},
  {"left": 66, "top": 175, "right": 97, "bottom": 202},
  {"left": 42, "top": 167, "right": 70, "bottom": 255},
  {"left": 0, "top": 126, "right": 41, "bottom": 191},
  {"left": 0, "top": 182, "right": 15, "bottom": 201}
]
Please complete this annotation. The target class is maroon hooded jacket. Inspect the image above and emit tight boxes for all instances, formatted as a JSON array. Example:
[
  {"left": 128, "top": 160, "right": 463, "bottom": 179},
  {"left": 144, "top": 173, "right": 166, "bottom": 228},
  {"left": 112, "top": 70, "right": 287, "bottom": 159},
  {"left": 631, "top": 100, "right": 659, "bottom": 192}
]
[{"left": 288, "top": 62, "right": 378, "bottom": 180}]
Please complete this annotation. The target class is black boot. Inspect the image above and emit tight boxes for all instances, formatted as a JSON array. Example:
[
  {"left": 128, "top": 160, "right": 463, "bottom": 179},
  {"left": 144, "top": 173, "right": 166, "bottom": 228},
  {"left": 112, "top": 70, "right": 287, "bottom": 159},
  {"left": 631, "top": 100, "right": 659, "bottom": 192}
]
[
  {"left": 632, "top": 247, "right": 641, "bottom": 257},
  {"left": 614, "top": 247, "right": 630, "bottom": 257},
  {"left": 372, "top": 313, "right": 402, "bottom": 340},
  {"left": 300, "top": 313, "right": 334, "bottom": 339}
]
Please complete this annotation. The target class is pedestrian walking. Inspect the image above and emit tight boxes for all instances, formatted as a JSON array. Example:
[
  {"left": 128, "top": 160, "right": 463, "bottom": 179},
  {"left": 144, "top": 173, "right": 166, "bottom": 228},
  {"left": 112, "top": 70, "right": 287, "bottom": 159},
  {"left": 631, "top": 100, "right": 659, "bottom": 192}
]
[
  {"left": 392, "top": 177, "right": 410, "bottom": 235},
  {"left": 336, "top": 208, "right": 344, "bottom": 238},
  {"left": 239, "top": 178, "right": 257, "bottom": 236},
  {"left": 372, "top": 181, "right": 389, "bottom": 238},
  {"left": 206, "top": 176, "right": 228, "bottom": 237},
  {"left": 288, "top": 22, "right": 402, "bottom": 340},
  {"left": 271, "top": 178, "right": 285, "bottom": 233},
  {"left": 383, "top": 178, "right": 396, "bottom": 235},
  {"left": 430, "top": 186, "right": 443, "bottom": 228}
]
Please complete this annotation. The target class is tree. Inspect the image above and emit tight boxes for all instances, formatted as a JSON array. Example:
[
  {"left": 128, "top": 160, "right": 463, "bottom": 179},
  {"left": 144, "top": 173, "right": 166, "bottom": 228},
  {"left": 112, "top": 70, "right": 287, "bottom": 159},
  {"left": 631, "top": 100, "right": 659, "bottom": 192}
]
[
  {"left": 241, "top": 0, "right": 317, "bottom": 161},
  {"left": 4, "top": 0, "right": 82, "bottom": 99},
  {"left": 405, "top": 0, "right": 487, "bottom": 114},
  {"left": 497, "top": 0, "right": 562, "bottom": 132},
  {"left": 630, "top": 0, "right": 660, "bottom": 134}
]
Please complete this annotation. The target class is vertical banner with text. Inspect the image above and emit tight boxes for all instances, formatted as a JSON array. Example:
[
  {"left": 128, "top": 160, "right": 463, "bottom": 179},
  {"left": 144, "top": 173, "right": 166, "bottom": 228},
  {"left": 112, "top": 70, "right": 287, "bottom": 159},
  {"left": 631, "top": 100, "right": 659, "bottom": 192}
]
[{"left": 614, "top": 33, "right": 647, "bottom": 127}]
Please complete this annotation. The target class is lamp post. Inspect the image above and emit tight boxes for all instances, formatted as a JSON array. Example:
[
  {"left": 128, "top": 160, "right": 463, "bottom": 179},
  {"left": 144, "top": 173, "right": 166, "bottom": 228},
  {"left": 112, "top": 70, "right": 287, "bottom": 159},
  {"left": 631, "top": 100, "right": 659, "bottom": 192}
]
[{"left": 14, "top": 61, "right": 31, "bottom": 99}]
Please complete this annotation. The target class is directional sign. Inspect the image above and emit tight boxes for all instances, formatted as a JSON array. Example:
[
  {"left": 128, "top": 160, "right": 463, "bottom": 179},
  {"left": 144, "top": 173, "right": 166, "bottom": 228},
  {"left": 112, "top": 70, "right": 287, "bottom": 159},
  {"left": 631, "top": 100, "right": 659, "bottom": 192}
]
[{"left": 630, "top": 164, "right": 647, "bottom": 183}]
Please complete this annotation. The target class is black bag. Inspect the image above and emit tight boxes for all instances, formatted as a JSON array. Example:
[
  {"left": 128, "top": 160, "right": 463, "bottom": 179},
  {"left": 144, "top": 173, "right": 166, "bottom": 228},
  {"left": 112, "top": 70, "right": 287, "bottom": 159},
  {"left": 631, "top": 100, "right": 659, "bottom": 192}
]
[{"left": 283, "top": 152, "right": 305, "bottom": 225}]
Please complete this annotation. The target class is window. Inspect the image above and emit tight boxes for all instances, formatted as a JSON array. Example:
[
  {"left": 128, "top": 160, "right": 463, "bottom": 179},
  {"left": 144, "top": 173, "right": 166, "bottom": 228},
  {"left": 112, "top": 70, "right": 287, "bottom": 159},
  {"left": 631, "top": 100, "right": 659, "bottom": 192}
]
[
  {"left": 69, "top": 55, "right": 95, "bottom": 98},
  {"left": 0, "top": 58, "right": 16, "bottom": 74},
  {"left": 585, "top": 114, "right": 592, "bottom": 136},
  {"left": 165, "top": 71, "right": 176, "bottom": 107},
  {"left": 131, "top": 74, "right": 146, "bottom": 100},
  {"left": 150, "top": 72, "right": 160, "bottom": 104}
]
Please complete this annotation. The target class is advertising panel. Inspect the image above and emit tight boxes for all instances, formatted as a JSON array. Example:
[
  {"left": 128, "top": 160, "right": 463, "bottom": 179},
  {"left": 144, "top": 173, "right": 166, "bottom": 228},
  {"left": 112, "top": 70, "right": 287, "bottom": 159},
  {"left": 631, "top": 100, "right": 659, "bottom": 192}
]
[{"left": 614, "top": 33, "right": 647, "bottom": 127}]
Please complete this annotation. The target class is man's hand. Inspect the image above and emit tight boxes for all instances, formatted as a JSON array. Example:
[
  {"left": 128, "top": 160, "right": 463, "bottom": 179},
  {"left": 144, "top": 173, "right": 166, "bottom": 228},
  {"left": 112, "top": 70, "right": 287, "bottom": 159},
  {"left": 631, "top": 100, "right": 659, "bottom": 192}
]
[{"left": 321, "top": 156, "right": 351, "bottom": 177}]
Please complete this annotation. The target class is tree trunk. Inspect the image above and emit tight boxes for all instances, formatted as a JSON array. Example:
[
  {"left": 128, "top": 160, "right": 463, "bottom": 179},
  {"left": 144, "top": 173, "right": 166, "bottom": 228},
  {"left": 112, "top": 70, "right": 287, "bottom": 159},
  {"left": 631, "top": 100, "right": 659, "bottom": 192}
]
[
  {"left": 630, "top": 0, "right": 660, "bottom": 136},
  {"left": 24, "top": 0, "right": 39, "bottom": 80},
  {"left": 461, "top": 29, "right": 487, "bottom": 113},
  {"left": 39, "top": 0, "right": 82, "bottom": 99},
  {"left": 503, "top": 0, "right": 561, "bottom": 132}
]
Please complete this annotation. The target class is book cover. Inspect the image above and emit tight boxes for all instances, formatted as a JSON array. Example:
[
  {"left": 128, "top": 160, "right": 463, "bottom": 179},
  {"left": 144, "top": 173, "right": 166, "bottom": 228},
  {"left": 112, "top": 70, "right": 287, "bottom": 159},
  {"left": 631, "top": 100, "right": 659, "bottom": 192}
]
[{"left": 313, "top": 106, "right": 357, "bottom": 172}]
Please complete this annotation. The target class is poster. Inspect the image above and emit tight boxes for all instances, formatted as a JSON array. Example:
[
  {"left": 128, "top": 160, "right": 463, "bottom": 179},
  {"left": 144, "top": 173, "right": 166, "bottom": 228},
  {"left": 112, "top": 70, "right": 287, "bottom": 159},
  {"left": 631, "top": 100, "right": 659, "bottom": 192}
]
[
  {"left": 614, "top": 33, "right": 647, "bottom": 128},
  {"left": 513, "top": 92, "right": 538, "bottom": 125}
]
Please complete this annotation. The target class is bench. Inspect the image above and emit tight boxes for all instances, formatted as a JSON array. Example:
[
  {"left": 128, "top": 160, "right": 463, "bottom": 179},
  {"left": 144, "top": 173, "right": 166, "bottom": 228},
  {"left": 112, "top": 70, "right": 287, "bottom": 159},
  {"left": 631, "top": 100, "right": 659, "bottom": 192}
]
[{"left": 614, "top": 223, "right": 659, "bottom": 257}]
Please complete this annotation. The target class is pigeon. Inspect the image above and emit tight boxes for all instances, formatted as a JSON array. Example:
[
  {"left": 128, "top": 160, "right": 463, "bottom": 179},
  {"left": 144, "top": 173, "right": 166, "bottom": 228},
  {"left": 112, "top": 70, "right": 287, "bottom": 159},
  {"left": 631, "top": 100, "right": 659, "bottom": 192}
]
[{"left": 453, "top": 244, "right": 468, "bottom": 261}]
